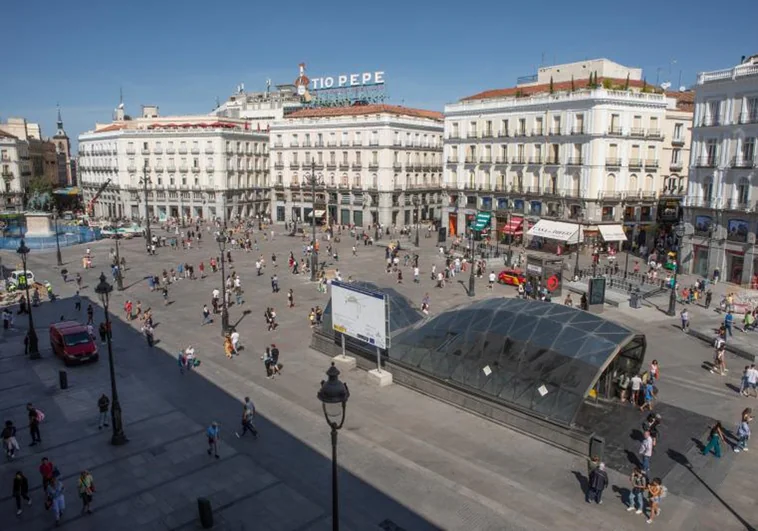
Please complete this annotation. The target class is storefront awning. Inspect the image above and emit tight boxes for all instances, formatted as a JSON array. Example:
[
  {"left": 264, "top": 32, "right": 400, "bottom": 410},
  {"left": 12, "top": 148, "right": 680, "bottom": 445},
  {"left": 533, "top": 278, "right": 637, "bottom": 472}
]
[
  {"left": 527, "top": 219, "right": 582, "bottom": 243},
  {"left": 598, "top": 224, "right": 628, "bottom": 242},
  {"left": 306, "top": 209, "right": 326, "bottom": 218},
  {"left": 53, "top": 187, "right": 81, "bottom": 196},
  {"left": 501, "top": 216, "right": 524, "bottom": 235},
  {"left": 470, "top": 212, "right": 491, "bottom": 231}
]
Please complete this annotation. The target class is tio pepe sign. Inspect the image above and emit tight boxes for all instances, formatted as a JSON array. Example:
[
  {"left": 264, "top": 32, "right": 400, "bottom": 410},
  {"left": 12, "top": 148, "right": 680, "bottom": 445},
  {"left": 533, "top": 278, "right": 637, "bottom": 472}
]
[{"left": 311, "top": 71, "right": 385, "bottom": 90}]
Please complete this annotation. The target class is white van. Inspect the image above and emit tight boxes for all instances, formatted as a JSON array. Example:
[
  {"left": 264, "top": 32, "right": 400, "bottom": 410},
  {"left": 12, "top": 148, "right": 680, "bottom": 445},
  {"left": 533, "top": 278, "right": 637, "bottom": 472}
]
[{"left": 6, "top": 270, "right": 35, "bottom": 288}]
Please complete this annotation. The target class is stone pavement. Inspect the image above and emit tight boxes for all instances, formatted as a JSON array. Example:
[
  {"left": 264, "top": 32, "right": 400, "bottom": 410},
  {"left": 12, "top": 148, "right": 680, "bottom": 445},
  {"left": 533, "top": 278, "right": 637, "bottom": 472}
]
[{"left": 1, "top": 227, "right": 757, "bottom": 530}]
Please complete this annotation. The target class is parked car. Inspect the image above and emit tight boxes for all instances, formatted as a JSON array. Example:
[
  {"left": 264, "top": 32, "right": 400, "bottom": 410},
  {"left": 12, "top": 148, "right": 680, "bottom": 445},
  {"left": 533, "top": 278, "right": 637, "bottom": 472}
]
[
  {"left": 6, "top": 270, "right": 35, "bottom": 289},
  {"left": 49, "top": 321, "right": 99, "bottom": 365},
  {"left": 498, "top": 269, "right": 526, "bottom": 286}
]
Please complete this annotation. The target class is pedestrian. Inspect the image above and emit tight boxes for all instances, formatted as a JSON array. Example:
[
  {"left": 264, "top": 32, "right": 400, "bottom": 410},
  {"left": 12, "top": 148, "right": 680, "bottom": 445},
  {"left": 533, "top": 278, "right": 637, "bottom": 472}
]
[
  {"left": 2, "top": 420, "right": 20, "bottom": 459},
  {"left": 725, "top": 310, "right": 734, "bottom": 337},
  {"left": 645, "top": 478, "right": 665, "bottom": 524},
  {"left": 86, "top": 304, "right": 94, "bottom": 325},
  {"left": 705, "top": 289, "right": 713, "bottom": 309},
  {"left": 39, "top": 457, "right": 56, "bottom": 492},
  {"left": 711, "top": 343, "right": 727, "bottom": 375},
  {"left": 585, "top": 462, "right": 608, "bottom": 504},
  {"left": 144, "top": 324, "right": 154, "bottom": 347},
  {"left": 74, "top": 291, "right": 81, "bottom": 312},
  {"left": 287, "top": 289, "right": 294, "bottom": 308},
  {"left": 202, "top": 305, "right": 213, "bottom": 325},
  {"left": 97, "top": 394, "right": 110, "bottom": 430},
  {"left": 626, "top": 467, "right": 647, "bottom": 515},
  {"left": 744, "top": 365, "right": 758, "bottom": 397},
  {"left": 649, "top": 360, "right": 660, "bottom": 384},
  {"left": 270, "top": 344, "right": 282, "bottom": 376},
  {"left": 98, "top": 322, "right": 107, "bottom": 344},
  {"left": 206, "top": 421, "right": 220, "bottom": 458},
  {"left": 230, "top": 329, "right": 241, "bottom": 354},
  {"left": 12, "top": 471, "right": 31, "bottom": 515},
  {"left": 488, "top": 270, "right": 496, "bottom": 289},
  {"left": 27, "top": 403, "right": 42, "bottom": 446},
  {"left": 630, "top": 373, "right": 642, "bottom": 405},
  {"left": 680, "top": 308, "right": 690, "bottom": 332},
  {"left": 639, "top": 430, "right": 654, "bottom": 475},
  {"left": 224, "top": 335, "right": 234, "bottom": 360},
  {"left": 235, "top": 402, "right": 258, "bottom": 439},
  {"left": 413, "top": 266, "right": 420, "bottom": 283},
  {"left": 640, "top": 381, "right": 655, "bottom": 412},
  {"left": 734, "top": 408, "right": 753, "bottom": 453},
  {"left": 162, "top": 285, "right": 169, "bottom": 305},
  {"left": 702, "top": 421, "right": 727, "bottom": 457},
  {"left": 77, "top": 470, "right": 95, "bottom": 515},
  {"left": 271, "top": 274, "right": 279, "bottom": 293},
  {"left": 46, "top": 475, "right": 66, "bottom": 526}
]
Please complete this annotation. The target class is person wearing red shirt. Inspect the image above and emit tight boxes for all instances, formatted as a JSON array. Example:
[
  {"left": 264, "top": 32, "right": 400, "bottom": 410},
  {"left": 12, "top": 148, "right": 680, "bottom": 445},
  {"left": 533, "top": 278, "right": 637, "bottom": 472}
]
[{"left": 39, "top": 457, "right": 55, "bottom": 491}]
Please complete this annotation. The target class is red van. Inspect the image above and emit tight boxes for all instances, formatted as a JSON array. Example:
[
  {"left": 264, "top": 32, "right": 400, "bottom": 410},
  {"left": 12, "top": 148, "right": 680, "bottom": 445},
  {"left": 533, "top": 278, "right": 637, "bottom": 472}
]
[{"left": 49, "top": 321, "right": 99, "bottom": 365}]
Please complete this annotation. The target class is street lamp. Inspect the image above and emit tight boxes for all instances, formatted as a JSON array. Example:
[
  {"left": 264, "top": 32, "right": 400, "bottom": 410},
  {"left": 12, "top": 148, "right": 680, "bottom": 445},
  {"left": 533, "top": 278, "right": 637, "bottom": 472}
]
[
  {"left": 16, "top": 240, "right": 40, "bottom": 359},
  {"left": 667, "top": 223, "right": 686, "bottom": 316},
  {"left": 573, "top": 211, "right": 584, "bottom": 278},
  {"left": 216, "top": 232, "right": 230, "bottom": 335},
  {"left": 303, "top": 161, "right": 324, "bottom": 282},
  {"left": 374, "top": 194, "right": 380, "bottom": 241},
  {"left": 317, "top": 363, "right": 350, "bottom": 531},
  {"left": 468, "top": 225, "right": 476, "bottom": 297},
  {"left": 95, "top": 272, "right": 128, "bottom": 446},
  {"left": 114, "top": 235, "right": 124, "bottom": 291},
  {"left": 413, "top": 195, "right": 420, "bottom": 247},
  {"left": 52, "top": 206, "right": 63, "bottom": 266},
  {"left": 139, "top": 163, "right": 152, "bottom": 253},
  {"left": 506, "top": 202, "right": 514, "bottom": 266}
]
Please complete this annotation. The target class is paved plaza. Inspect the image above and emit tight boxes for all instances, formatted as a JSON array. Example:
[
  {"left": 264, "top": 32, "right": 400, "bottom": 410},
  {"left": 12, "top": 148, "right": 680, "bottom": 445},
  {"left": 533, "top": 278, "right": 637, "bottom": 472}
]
[{"left": 1, "top": 226, "right": 757, "bottom": 530}]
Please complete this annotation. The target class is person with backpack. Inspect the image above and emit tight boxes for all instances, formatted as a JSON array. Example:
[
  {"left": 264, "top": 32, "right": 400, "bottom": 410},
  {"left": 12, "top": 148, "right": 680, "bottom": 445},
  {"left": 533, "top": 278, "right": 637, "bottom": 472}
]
[
  {"left": 27, "top": 403, "right": 43, "bottom": 446},
  {"left": 626, "top": 467, "right": 647, "bottom": 515},
  {"left": 3, "top": 420, "right": 20, "bottom": 459},
  {"left": 585, "top": 462, "right": 609, "bottom": 504},
  {"left": 77, "top": 470, "right": 95, "bottom": 515}
]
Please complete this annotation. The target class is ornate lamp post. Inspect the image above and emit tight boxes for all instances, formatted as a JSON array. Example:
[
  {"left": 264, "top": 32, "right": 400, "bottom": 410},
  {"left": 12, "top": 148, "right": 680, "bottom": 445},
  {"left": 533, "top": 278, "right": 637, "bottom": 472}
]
[
  {"left": 216, "top": 232, "right": 229, "bottom": 334},
  {"left": 317, "top": 363, "right": 350, "bottom": 531},
  {"left": 413, "top": 195, "right": 420, "bottom": 247},
  {"left": 303, "top": 161, "right": 324, "bottom": 282},
  {"left": 139, "top": 163, "right": 152, "bottom": 252},
  {"left": 573, "top": 211, "right": 584, "bottom": 278},
  {"left": 667, "top": 223, "right": 686, "bottom": 316},
  {"left": 95, "top": 273, "right": 128, "bottom": 445},
  {"left": 52, "top": 206, "right": 63, "bottom": 266},
  {"left": 16, "top": 240, "right": 40, "bottom": 359},
  {"left": 114, "top": 234, "right": 124, "bottom": 291}
]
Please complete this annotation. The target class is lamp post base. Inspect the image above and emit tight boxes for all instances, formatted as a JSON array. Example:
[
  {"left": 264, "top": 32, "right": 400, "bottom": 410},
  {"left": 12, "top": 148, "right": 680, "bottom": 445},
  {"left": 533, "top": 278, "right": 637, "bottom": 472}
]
[
  {"left": 28, "top": 349, "right": 41, "bottom": 360},
  {"left": 111, "top": 432, "right": 129, "bottom": 446}
]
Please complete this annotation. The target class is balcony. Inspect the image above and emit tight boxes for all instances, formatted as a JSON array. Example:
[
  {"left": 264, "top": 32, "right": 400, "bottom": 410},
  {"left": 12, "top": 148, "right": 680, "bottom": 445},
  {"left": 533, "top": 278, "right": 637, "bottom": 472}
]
[
  {"left": 290, "top": 142, "right": 299, "bottom": 148},
  {"left": 181, "top": 165, "right": 191, "bottom": 172},
  {"left": 206, "top": 166, "right": 215, "bottom": 173},
  {"left": 497, "top": 131, "right": 509, "bottom": 138},
  {"left": 448, "top": 133, "right": 460, "bottom": 140},
  {"left": 548, "top": 129, "right": 562, "bottom": 136},
  {"left": 191, "top": 147, "right": 200, "bottom": 154},
  {"left": 351, "top": 163, "right": 362, "bottom": 170},
  {"left": 601, "top": 214, "right": 616, "bottom": 222},
  {"left": 512, "top": 157, "right": 526, "bottom": 165},
  {"left": 339, "top": 163, "right": 349, "bottom": 171},
  {"left": 607, "top": 127, "right": 623, "bottom": 136},
  {"left": 695, "top": 157, "right": 717, "bottom": 168},
  {"left": 479, "top": 157, "right": 493, "bottom": 164},
  {"left": 204, "top": 146, "right": 214, "bottom": 154},
  {"left": 446, "top": 158, "right": 459, "bottom": 164},
  {"left": 467, "top": 132, "right": 478, "bottom": 139},
  {"left": 191, "top": 166, "right": 200, "bottom": 173},
  {"left": 154, "top": 165, "right": 164, "bottom": 172},
  {"left": 644, "top": 159, "right": 659, "bottom": 170},
  {"left": 368, "top": 140, "right": 379, "bottom": 147},
  {"left": 630, "top": 128, "right": 646, "bottom": 137},
  {"left": 647, "top": 129, "right": 662, "bottom": 139},
  {"left": 700, "top": 117, "right": 721, "bottom": 127},
  {"left": 314, "top": 141, "right": 325, "bottom": 147},
  {"left": 528, "top": 157, "right": 543, "bottom": 165},
  {"left": 670, "top": 161, "right": 683, "bottom": 171},
  {"left": 545, "top": 157, "right": 560, "bottom": 166},
  {"left": 127, "top": 164, "right": 136, "bottom": 172},
  {"left": 481, "top": 130, "right": 494, "bottom": 138},
  {"left": 671, "top": 137, "right": 685, "bottom": 146},
  {"left": 167, "top": 165, "right": 176, "bottom": 172},
  {"left": 166, "top": 147, "right": 176, "bottom": 154},
  {"left": 302, "top": 141, "right": 311, "bottom": 148},
  {"left": 393, "top": 163, "right": 403, "bottom": 171},
  {"left": 273, "top": 142, "right": 283, "bottom": 148},
  {"left": 567, "top": 157, "right": 583, "bottom": 165},
  {"left": 739, "top": 114, "right": 758, "bottom": 125},
  {"left": 571, "top": 127, "right": 585, "bottom": 135},
  {"left": 326, "top": 162, "right": 337, "bottom": 170},
  {"left": 494, "top": 157, "right": 507, "bottom": 165},
  {"left": 368, "top": 163, "right": 379, "bottom": 171},
  {"left": 274, "top": 163, "right": 284, "bottom": 170},
  {"left": 139, "top": 148, "right": 150, "bottom": 155},
  {"left": 352, "top": 141, "right": 363, "bottom": 147},
  {"left": 629, "top": 158, "right": 643, "bottom": 168},
  {"left": 126, "top": 148, "right": 136, "bottom": 155},
  {"left": 731, "top": 158, "right": 755, "bottom": 169},
  {"left": 605, "top": 158, "right": 622, "bottom": 167},
  {"left": 289, "top": 162, "right": 300, "bottom": 169},
  {"left": 178, "top": 147, "right": 188, "bottom": 154},
  {"left": 562, "top": 188, "right": 582, "bottom": 198},
  {"left": 515, "top": 129, "right": 527, "bottom": 137},
  {"left": 532, "top": 129, "right": 544, "bottom": 136}
]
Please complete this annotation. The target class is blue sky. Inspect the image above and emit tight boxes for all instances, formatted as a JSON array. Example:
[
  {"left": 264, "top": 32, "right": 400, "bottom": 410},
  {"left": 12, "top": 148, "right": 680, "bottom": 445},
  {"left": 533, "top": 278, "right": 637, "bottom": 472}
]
[{"left": 2, "top": 0, "right": 756, "bottom": 148}]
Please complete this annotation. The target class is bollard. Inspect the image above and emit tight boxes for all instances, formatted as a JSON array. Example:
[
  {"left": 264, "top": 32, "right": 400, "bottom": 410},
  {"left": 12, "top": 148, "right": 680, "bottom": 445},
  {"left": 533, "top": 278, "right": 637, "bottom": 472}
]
[
  {"left": 198, "top": 497, "right": 213, "bottom": 529},
  {"left": 59, "top": 370, "right": 68, "bottom": 390}
]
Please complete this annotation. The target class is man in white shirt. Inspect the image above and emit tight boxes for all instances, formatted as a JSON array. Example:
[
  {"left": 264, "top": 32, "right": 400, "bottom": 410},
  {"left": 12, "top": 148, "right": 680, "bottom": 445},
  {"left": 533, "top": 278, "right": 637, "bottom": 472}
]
[
  {"left": 413, "top": 266, "right": 420, "bottom": 283},
  {"left": 745, "top": 364, "right": 758, "bottom": 398},
  {"left": 488, "top": 271, "right": 496, "bottom": 289},
  {"left": 630, "top": 374, "right": 643, "bottom": 405},
  {"left": 230, "top": 330, "right": 240, "bottom": 354},
  {"left": 639, "top": 431, "right": 654, "bottom": 475}
]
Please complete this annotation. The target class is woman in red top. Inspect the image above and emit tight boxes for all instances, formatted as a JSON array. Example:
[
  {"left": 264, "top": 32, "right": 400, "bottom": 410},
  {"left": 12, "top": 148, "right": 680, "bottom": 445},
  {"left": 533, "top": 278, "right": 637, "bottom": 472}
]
[{"left": 39, "top": 457, "right": 55, "bottom": 491}]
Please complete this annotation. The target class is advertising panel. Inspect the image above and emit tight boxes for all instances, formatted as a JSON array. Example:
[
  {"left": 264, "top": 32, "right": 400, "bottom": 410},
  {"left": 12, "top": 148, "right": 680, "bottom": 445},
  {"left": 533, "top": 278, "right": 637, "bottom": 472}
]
[{"left": 331, "top": 280, "right": 388, "bottom": 349}]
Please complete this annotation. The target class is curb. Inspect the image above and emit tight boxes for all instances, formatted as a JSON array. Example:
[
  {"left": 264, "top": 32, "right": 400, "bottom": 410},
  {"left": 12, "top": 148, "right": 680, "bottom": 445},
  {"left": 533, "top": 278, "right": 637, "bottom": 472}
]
[{"left": 687, "top": 328, "right": 756, "bottom": 362}]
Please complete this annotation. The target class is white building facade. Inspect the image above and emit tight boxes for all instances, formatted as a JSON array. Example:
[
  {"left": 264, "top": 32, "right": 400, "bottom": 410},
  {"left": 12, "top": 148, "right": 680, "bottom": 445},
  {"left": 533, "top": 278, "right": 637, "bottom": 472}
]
[
  {"left": 213, "top": 84, "right": 303, "bottom": 132},
  {"left": 0, "top": 131, "right": 31, "bottom": 212},
  {"left": 682, "top": 55, "right": 758, "bottom": 286},
  {"left": 269, "top": 105, "right": 444, "bottom": 228},
  {"left": 444, "top": 68, "right": 676, "bottom": 249},
  {"left": 78, "top": 105, "right": 269, "bottom": 222}
]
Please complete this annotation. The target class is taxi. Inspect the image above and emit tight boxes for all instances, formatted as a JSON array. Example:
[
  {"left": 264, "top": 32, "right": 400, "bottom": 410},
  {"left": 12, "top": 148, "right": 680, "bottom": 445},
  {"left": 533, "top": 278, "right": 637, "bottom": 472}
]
[{"left": 498, "top": 269, "right": 526, "bottom": 286}]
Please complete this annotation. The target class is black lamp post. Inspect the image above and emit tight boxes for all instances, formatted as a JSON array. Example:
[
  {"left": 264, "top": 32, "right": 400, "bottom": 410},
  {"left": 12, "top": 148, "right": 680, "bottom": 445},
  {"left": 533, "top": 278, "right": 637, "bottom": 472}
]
[
  {"left": 573, "top": 211, "right": 584, "bottom": 278},
  {"left": 52, "top": 206, "right": 63, "bottom": 266},
  {"left": 317, "top": 363, "right": 350, "bottom": 531},
  {"left": 468, "top": 226, "right": 476, "bottom": 297},
  {"left": 624, "top": 240, "right": 631, "bottom": 280},
  {"left": 667, "top": 223, "right": 686, "bottom": 316},
  {"left": 374, "top": 194, "right": 380, "bottom": 241},
  {"left": 139, "top": 163, "right": 152, "bottom": 252},
  {"left": 216, "top": 232, "right": 229, "bottom": 335},
  {"left": 95, "top": 272, "right": 128, "bottom": 446},
  {"left": 16, "top": 240, "right": 40, "bottom": 359},
  {"left": 303, "top": 161, "right": 323, "bottom": 282},
  {"left": 413, "top": 196, "right": 420, "bottom": 247},
  {"left": 114, "top": 235, "right": 124, "bottom": 291},
  {"left": 506, "top": 203, "right": 513, "bottom": 266}
]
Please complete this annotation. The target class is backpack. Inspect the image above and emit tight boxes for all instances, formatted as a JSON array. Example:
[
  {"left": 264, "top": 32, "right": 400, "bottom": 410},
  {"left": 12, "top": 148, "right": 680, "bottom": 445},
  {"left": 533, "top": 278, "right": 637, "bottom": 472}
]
[
  {"left": 660, "top": 485, "right": 668, "bottom": 499},
  {"left": 35, "top": 409, "right": 45, "bottom": 422}
]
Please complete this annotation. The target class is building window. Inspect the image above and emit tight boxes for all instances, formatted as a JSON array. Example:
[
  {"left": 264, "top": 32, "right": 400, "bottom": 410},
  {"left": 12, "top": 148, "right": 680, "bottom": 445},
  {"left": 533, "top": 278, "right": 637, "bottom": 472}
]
[
  {"left": 742, "top": 137, "right": 755, "bottom": 163},
  {"left": 673, "top": 123, "right": 683, "bottom": 140},
  {"left": 738, "top": 177, "right": 750, "bottom": 205},
  {"left": 703, "top": 177, "right": 713, "bottom": 201}
]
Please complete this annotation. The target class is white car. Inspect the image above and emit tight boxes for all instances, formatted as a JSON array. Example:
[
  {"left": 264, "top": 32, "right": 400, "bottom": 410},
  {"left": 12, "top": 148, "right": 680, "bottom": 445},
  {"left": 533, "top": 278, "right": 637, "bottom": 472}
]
[{"left": 6, "top": 270, "right": 35, "bottom": 288}]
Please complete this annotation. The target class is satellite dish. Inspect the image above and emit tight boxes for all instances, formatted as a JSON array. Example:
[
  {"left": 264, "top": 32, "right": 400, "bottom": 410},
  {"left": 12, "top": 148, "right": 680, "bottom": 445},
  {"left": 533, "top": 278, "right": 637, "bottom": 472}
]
[
  {"left": 660, "top": 82, "right": 671, "bottom": 90},
  {"left": 679, "top": 86, "right": 686, "bottom": 92}
]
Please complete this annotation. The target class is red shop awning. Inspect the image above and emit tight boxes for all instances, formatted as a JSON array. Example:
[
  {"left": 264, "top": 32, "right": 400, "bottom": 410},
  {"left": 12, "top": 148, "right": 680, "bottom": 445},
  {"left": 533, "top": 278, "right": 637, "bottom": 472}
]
[{"left": 501, "top": 216, "right": 524, "bottom": 235}]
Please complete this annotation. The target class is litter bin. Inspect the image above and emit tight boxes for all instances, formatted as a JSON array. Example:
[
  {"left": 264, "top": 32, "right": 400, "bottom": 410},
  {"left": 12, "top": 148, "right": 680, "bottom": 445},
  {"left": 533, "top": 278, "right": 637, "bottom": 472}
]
[
  {"left": 629, "top": 289, "right": 641, "bottom": 309},
  {"left": 59, "top": 370, "right": 68, "bottom": 390},
  {"left": 198, "top": 497, "right": 213, "bottom": 529},
  {"left": 589, "top": 434, "right": 605, "bottom": 462}
]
